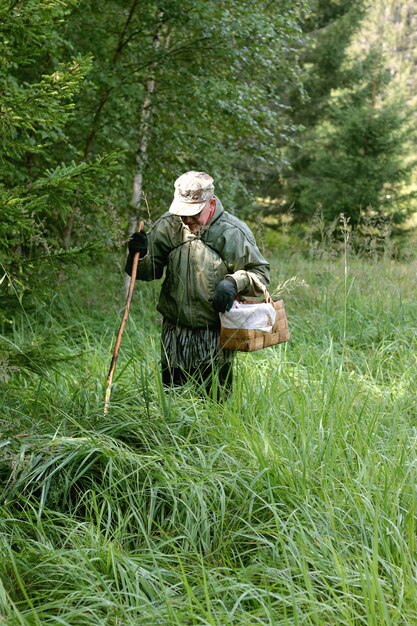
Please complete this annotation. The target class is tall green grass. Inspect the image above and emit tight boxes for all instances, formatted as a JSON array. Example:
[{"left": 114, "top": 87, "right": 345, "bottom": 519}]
[{"left": 1, "top": 249, "right": 417, "bottom": 624}]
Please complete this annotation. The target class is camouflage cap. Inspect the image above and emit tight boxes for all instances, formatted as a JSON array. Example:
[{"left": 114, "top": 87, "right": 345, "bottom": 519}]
[{"left": 169, "top": 171, "right": 214, "bottom": 216}]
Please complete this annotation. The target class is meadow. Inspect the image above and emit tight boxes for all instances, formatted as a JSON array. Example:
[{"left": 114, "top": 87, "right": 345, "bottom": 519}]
[{"left": 1, "top": 237, "right": 417, "bottom": 625}]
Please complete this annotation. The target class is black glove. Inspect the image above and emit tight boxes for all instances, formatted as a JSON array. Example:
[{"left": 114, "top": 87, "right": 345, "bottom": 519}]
[
  {"left": 128, "top": 231, "right": 148, "bottom": 256},
  {"left": 213, "top": 278, "right": 238, "bottom": 313}
]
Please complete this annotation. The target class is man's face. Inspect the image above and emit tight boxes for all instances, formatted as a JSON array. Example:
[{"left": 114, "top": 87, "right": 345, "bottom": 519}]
[{"left": 181, "top": 198, "right": 216, "bottom": 233}]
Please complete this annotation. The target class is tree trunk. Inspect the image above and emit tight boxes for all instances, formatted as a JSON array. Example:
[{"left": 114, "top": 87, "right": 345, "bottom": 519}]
[
  {"left": 124, "top": 15, "right": 166, "bottom": 294},
  {"left": 62, "top": 0, "right": 139, "bottom": 249},
  {"left": 128, "top": 77, "right": 157, "bottom": 236},
  {"left": 129, "top": 17, "right": 165, "bottom": 230}
]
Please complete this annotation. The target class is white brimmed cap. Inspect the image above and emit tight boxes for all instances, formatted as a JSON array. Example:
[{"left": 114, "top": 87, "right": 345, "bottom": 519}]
[{"left": 169, "top": 171, "right": 214, "bottom": 216}]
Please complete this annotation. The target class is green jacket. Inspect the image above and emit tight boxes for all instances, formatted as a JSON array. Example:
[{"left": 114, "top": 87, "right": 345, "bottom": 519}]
[{"left": 127, "top": 199, "right": 270, "bottom": 329}]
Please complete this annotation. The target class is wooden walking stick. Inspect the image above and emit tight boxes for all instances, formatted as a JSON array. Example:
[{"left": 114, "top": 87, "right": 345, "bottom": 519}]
[{"left": 104, "top": 221, "right": 144, "bottom": 415}]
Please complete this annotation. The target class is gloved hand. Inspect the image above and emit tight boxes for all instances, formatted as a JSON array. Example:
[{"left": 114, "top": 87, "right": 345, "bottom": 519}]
[
  {"left": 128, "top": 231, "right": 148, "bottom": 256},
  {"left": 213, "top": 278, "right": 238, "bottom": 313}
]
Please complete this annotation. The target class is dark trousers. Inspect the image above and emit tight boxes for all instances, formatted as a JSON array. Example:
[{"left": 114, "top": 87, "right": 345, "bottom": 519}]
[{"left": 161, "top": 361, "right": 233, "bottom": 400}]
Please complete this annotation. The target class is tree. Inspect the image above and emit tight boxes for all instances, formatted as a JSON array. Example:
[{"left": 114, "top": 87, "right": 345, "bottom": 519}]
[
  {"left": 269, "top": 0, "right": 414, "bottom": 228},
  {"left": 294, "top": 90, "right": 414, "bottom": 226},
  {"left": 1, "top": 0, "right": 307, "bottom": 320},
  {"left": 0, "top": 0, "right": 117, "bottom": 322},
  {"left": 59, "top": 0, "right": 306, "bottom": 225}
]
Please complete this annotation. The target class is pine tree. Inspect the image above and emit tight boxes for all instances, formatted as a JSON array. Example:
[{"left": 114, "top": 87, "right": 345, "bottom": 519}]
[
  {"left": 276, "top": 0, "right": 414, "bottom": 228},
  {"left": 294, "top": 87, "right": 414, "bottom": 226},
  {"left": 0, "top": 0, "right": 117, "bottom": 322}
]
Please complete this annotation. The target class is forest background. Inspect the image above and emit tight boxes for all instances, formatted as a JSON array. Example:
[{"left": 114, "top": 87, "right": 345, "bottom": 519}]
[
  {"left": 1, "top": 1, "right": 417, "bottom": 624},
  {"left": 2, "top": 0, "right": 417, "bottom": 312}
]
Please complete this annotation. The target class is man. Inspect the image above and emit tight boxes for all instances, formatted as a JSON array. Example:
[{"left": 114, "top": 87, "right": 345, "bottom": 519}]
[{"left": 126, "top": 171, "right": 270, "bottom": 396}]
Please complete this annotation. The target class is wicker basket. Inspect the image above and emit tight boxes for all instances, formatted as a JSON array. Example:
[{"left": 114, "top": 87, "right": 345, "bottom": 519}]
[{"left": 220, "top": 282, "right": 290, "bottom": 352}]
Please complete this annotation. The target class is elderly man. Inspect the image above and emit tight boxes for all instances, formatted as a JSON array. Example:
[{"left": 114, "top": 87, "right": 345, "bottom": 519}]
[{"left": 126, "top": 171, "right": 270, "bottom": 396}]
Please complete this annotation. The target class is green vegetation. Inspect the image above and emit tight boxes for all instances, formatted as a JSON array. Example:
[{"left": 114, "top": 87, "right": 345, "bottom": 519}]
[
  {"left": 275, "top": 0, "right": 415, "bottom": 228},
  {"left": 2, "top": 0, "right": 416, "bottom": 323},
  {"left": 2, "top": 1, "right": 417, "bottom": 622},
  {"left": 1, "top": 240, "right": 417, "bottom": 624}
]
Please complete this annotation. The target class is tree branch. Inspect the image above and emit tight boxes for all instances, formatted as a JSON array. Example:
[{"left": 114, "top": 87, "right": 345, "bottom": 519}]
[
  {"left": 82, "top": 0, "right": 139, "bottom": 160},
  {"left": 7, "top": 0, "right": 20, "bottom": 12}
]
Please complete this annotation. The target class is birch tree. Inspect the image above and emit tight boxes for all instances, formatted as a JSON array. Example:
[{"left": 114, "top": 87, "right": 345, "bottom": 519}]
[
  {"left": 129, "top": 12, "right": 165, "bottom": 236},
  {"left": 61, "top": 0, "right": 305, "bottom": 228}
]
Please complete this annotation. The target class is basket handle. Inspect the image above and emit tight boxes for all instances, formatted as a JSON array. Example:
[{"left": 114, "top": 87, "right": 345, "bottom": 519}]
[{"left": 249, "top": 273, "right": 273, "bottom": 304}]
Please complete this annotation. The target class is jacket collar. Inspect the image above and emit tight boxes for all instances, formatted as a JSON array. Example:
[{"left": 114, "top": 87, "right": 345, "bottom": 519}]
[
  {"left": 208, "top": 197, "right": 224, "bottom": 225},
  {"left": 195, "top": 197, "right": 225, "bottom": 238}
]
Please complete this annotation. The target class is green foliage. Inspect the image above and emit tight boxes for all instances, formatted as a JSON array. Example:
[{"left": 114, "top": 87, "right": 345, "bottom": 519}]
[
  {"left": 295, "top": 98, "right": 415, "bottom": 225},
  {"left": 292, "top": 0, "right": 366, "bottom": 125},
  {"left": 1, "top": 251, "right": 417, "bottom": 623},
  {"left": 1, "top": 2, "right": 417, "bottom": 620},
  {"left": 0, "top": 1, "right": 122, "bottom": 323},
  {"left": 0, "top": 0, "right": 308, "bottom": 324},
  {"left": 276, "top": 0, "right": 415, "bottom": 227},
  {"left": 60, "top": 0, "right": 306, "bottom": 215}
]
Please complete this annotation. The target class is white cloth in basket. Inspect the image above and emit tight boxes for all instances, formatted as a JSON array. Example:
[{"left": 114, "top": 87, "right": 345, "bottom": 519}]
[{"left": 220, "top": 301, "right": 276, "bottom": 333}]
